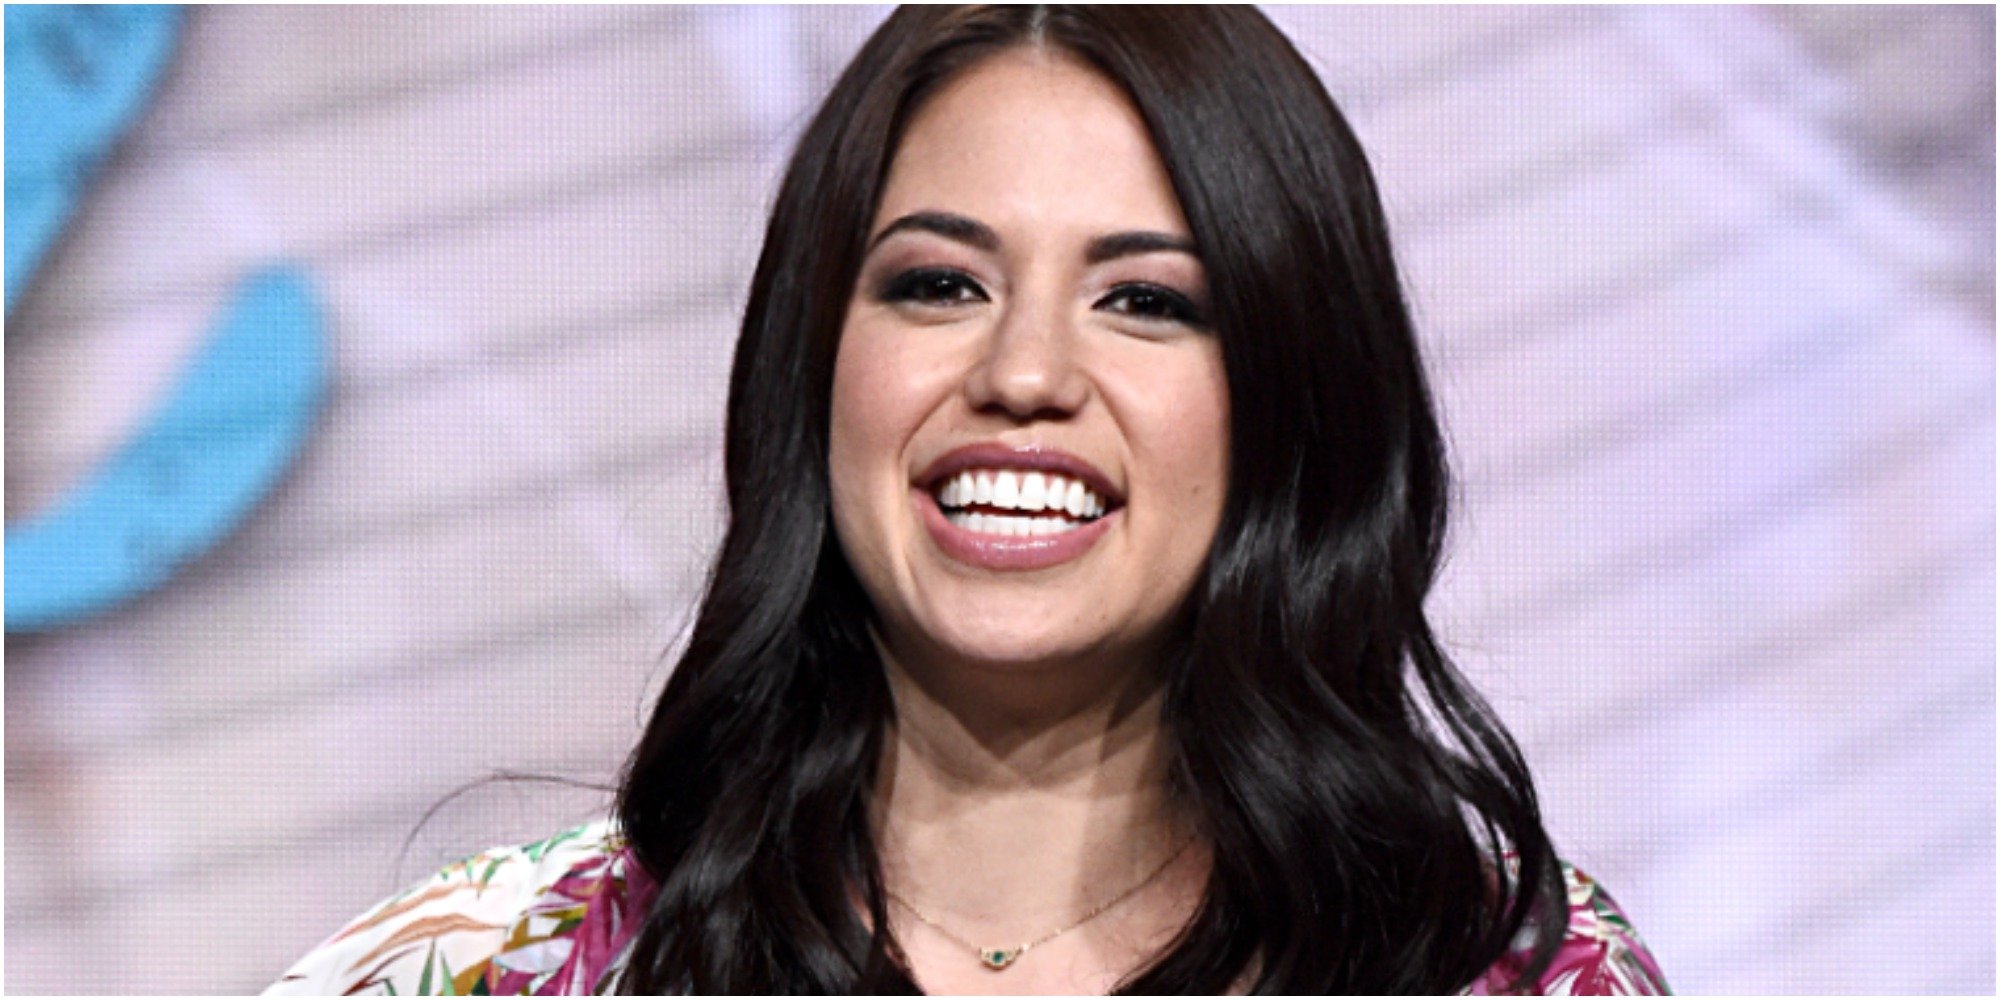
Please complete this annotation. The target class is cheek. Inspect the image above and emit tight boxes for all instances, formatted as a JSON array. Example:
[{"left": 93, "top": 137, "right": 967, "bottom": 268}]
[
  {"left": 1127, "top": 348, "right": 1232, "bottom": 520},
  {"left": 1141, "top": 357, "right": 1232, "bottom": 601},
  {"left": 827, "top": 331, "right": 892, "bottom": 538},
  {"left": 1174, "top": 385, "right": 1232, "bottom": 544},
  {"left": 826, "top": 321, "right": 952, "bottom": 535},
  {"left": 1185, "top": 359, "right": 1232, "bottom": 493}
]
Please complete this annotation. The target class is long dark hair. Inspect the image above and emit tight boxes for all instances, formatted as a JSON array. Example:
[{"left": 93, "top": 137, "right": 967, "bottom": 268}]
[{"left": 615, "top": 6, "right": 1565, "bottom": 992}]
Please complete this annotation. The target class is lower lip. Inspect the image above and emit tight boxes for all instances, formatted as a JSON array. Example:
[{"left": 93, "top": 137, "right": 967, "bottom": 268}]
[{"left": 916, "top": 489, "right": 1116, "bottom": 571}]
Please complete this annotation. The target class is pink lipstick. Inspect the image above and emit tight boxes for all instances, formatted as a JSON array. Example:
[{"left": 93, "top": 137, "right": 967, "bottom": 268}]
[{"left": 913, "top": 443, "right": 1123, "bottom": 571}]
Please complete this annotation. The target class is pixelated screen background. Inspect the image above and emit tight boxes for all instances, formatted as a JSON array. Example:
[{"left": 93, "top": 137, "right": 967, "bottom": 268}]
[{"left": 5, "top": 7, "right": 1992, "bottom": 994}]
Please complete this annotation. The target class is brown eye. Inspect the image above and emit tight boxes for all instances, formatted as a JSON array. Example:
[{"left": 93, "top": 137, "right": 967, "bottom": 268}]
[
  {"left": 1095, "top": 282, "right": 1209, "bottom": 329},
  {"left": 877, "top": 268, "right": 989, "bottom": 306}
]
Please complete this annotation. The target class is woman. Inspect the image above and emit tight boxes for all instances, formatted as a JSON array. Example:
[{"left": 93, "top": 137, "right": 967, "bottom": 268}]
[{"left": 271, "top": 7, "right": 1668, "bottom": 995}]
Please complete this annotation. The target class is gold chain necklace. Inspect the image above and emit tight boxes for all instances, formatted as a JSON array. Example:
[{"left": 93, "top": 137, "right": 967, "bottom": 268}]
[{"left": 885, "top": 834, "right": 1197, "bottom": 971}]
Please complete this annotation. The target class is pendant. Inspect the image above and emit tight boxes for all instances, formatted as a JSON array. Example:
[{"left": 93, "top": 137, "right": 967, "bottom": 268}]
[{"left": 979, "top": 947, "right": 1022, "bottom": 970}]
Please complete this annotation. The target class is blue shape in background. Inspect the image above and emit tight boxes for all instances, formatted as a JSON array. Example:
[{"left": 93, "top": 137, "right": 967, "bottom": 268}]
[
  {"left": 6, "top": 6, "right": 330, "bottom": 632},
  {"left": 5, "top": 4, "right": 183, "bottom": 311},
  {"left": 6, "top": 268, "right": 328, "bottom": 632}
]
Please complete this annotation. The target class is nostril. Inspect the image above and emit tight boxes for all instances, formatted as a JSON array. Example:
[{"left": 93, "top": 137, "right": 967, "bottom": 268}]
[
  {"left": 973, "top": 399, "right": 1082, "bottom": 424},
  {"left": 962, "top": 333, "right": 1091, "bottom": 419}
]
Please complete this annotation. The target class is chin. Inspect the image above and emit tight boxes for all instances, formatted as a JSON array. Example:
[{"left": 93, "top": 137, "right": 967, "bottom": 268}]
[
  {"left": 947, "top": 640, "right": 1105, "bottom": 675},
  {"left": 896, "top": 615, "right": 1159, "bottom": 683}
]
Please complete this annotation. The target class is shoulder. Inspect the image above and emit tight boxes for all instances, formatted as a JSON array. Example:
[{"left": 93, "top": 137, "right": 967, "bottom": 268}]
[
  {"left": 263, "top": 820, "right": 653, "bottom": 996},
  {"left": 1466, "top": 861, "right": 1671, "bottom": 996}
]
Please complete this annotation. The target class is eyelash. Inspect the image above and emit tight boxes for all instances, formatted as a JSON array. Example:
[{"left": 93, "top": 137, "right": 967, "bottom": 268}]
[
  {"left": 877, "top": 268, "right": 986, "bottom": 306},
  {"left": 875, "top": 268, "right": 1209, "bottom": 329},
  {"left": 1098, "top": 282, "right": 1209, "bottom": 329}
]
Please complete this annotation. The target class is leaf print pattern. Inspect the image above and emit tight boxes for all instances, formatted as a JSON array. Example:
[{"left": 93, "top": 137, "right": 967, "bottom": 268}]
[
  {"left": 264, "top": 821, "right": 643, "bottom": 996},
  {"left": 1467, "top": 865, "right": 1671, "bottom": 996},
  {"left": 266, "top": 821, "right": 1668, "bottom": 995}
]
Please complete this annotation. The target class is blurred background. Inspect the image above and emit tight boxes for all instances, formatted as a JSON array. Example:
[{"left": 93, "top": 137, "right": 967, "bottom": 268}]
[{"left": 4, "top": 6, "right": 1991, "bottom": 994}]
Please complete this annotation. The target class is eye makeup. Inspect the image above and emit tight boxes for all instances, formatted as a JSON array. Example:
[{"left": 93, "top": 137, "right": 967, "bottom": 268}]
[
  {"left": 874, "top": 266, "right": 989, "bottom": 306},
  {"left": 1094, "top": 281, "right": 1209, "bottom": 330}
]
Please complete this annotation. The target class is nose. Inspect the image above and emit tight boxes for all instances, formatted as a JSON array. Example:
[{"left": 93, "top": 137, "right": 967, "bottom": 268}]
[{"left": 962, "top": 295, "right": 1090, "bottom": 421}]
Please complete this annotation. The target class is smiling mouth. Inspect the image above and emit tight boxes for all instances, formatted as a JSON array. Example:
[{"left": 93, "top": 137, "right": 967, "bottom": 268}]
[{"left": 931, "top": 468, "right": 1112, "bottom": 537}]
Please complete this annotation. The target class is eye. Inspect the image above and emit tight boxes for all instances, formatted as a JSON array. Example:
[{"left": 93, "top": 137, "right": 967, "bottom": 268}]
[
  {"left": 876, "top": 267, "right": 989, "bottom": 307},
  {"left": 1095, "top": 282, "right": 1209, "bottom": 330}
]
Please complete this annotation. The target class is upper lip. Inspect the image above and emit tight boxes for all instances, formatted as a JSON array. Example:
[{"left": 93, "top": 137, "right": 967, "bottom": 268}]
[{"left": 916, "top": 443, "right": 1125, "bottom": 506}]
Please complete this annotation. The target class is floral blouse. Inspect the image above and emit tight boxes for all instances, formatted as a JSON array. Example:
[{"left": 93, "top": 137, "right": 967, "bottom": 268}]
[{"left": 264, "top": 820, "right": 1670, "bottom": 995}]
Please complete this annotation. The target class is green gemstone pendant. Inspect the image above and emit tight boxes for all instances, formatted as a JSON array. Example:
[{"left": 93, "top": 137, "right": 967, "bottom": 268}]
[{"left": 980, "top": 947, "right": 1022, "bottom": 970}]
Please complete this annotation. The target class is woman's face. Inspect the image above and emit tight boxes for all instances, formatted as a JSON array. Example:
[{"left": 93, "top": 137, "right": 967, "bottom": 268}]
[{"left": 828, "top": 48, "right": 1229, "bottom": 680}]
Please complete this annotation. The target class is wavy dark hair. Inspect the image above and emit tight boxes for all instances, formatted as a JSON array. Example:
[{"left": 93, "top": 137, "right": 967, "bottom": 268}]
[{"left": 615, "top": 6, "right": 1565, "bottom": 993}]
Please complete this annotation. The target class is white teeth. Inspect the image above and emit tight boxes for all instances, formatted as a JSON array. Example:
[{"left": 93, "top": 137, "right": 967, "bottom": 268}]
[
  {"left": 992, "top": 470, "right": 1019, "bottom": 508},
  {"left": 1064, "top": 480, "right": 1086, "bottom": 518},
  {"left": 1019, "top": 472, "right": 1047, "bottom": 511},
  {"left": 947, "top": 511, "right": 1086, "bottom": 537},
  {"left": 934, "top": 467, "right": 1110, "bottom": 520}
]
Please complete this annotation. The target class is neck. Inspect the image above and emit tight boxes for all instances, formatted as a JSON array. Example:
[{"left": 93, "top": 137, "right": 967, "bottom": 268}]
[
  {"left": 885, "top": 633, "right": 1172, "bottom": 777},
  {"left": 870, "top": 640, "right": 1202, "bottom": 991}
]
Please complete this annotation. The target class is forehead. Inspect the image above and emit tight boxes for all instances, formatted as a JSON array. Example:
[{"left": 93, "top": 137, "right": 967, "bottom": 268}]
[{"left": 873, "top": 47, "right": 1190, "bottom": 239}]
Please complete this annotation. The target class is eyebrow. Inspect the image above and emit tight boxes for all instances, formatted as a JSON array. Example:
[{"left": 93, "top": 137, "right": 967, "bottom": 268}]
[
  {"left": 868, "top": 211, "right": 999, "bottom": 253},
  {"left": 1084, "top": 230, "right": 1199, "bottom": 264},
  {"left": 867, "top": 210, "right": 1200, "bottom": 264}
]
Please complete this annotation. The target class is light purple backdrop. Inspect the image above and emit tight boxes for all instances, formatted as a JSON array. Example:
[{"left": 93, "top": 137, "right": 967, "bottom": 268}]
[{"left": 6, "top": 7, "right": 1992, "bottom": 993}]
